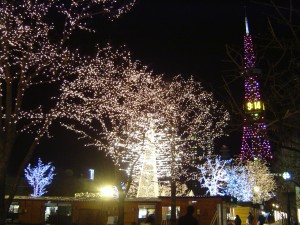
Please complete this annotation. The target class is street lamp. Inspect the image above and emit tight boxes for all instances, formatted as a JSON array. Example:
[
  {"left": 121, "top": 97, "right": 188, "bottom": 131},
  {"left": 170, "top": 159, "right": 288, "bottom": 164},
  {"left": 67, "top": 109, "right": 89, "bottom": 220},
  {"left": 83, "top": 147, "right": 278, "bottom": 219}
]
[
  {"left": 254, "top": 186, "right": 260, "bottom": 193},
  {"left": 254, "top": 186, "right": 264, "bottom": 210},
  {"left": 283, "top": 172, "right": 291, "bottom": 180},
  {"left": 99, "top": 186, "right": 118, "bottom": 198},
  {"left": 254, "top": 186, "right": 260, "bottom": 203},
  {"left": 283, "top": 172, "right": 291, "bottom": 225}
]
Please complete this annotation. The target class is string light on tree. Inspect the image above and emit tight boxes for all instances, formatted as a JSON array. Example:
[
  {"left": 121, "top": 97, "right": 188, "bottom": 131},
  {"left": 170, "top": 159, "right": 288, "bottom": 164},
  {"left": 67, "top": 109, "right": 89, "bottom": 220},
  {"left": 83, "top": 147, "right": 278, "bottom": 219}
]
[
  {"left": 195, "top": 156, "right": 276, "bottom": 202},
  {"left": 197, "top": 155, "right": 231, "bottom": 196},
  {"left": 24, "top": 158, "right": 55, "bottom": 197},
  {"left": 224, "top": 159, "right": 276, "bottom": 203},
  {"left": 240, "top": 16, "right": 272, "bottom": 161},
  {"left": 0, "top": 0, "right": 136, "bottom": 222},
  {"left": 196, "top": 155, "right": 276, "bottom": 202},
  {"left": 224, "top": 163, "right": 254, "bottom": 202},
  {"left": 58, "top": 47, "right": 230, "bottom": 200}
]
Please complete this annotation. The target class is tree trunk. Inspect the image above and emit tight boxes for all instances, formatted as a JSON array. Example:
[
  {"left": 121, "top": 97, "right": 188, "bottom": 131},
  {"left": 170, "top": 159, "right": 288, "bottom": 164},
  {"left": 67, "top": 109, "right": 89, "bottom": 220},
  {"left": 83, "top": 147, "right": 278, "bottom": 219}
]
[
  {"left": 0, "top": 158, "right": 7, "bottom": 225},
  {"left": 115, "top": 165, "right": 126, "bottom": 225},
  {"left": 170, "top": 178, "right": 177, "bottom": 225},
  {"left": 118, "top": 191, "right": 126, "bottom": 225},
  {"left": 7, "top": 137, "right": 40, "bottom": 209},
  {"left": 170, "top": 133, "right": 177, "bottom": 225}
]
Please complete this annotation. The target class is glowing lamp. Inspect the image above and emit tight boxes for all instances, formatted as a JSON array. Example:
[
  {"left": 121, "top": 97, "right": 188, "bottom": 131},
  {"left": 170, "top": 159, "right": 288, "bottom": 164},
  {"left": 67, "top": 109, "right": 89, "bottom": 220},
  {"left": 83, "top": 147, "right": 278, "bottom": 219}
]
[
  {"left": 100, "top": 186, "right": 115, "bottom": 197},
  {"left": 254, "top": 186, "right": 260, "bottom": 193},
  {"left": 282, "top": 172, "right": 291, "bottom": 180}
]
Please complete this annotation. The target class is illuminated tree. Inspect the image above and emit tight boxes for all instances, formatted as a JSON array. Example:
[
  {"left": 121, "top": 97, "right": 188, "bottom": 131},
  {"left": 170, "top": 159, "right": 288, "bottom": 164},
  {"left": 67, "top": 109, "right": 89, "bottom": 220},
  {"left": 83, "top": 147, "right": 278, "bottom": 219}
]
[
  {"left": 59, "top": 46, "right": 230, "bottom": 225},
  {"left": 224, "top": 163, "right": 254, "bottom": 202},
  {"left": 153, "top": 76, "right": 229, "bottom": 225},
  {"left": 112, "top": 75, "right": 230, "bottom": 225},
  {"left": 245, "top": 159, "right": 276, "bottom": 203},
  {"left": 196, "top": 156, "right": 253, "bottom": 200},
  {"left": 24, "top": 158, "right": 55, "bottom": 197},
  {"left": 58, "top": 47, "right": 165, "bottom": 225},
  {"left": 0, "top": 0, "right": 136, "bottom": 223},
  {"left": 196, "top": 155, "right": 275, "bottom": 203},
  {"left": 197, "top": 155, "right": 231, "bottom": 196},
  {"left": 224, "top": 159, "right": 276, "bottom": 203},
  {"left": 159, "top": 181, "right": 192, "bottom": 197}
]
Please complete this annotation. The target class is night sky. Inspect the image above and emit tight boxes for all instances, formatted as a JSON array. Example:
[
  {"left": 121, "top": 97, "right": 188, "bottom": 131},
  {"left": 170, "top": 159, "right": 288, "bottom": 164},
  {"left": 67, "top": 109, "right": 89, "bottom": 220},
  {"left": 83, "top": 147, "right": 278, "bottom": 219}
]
[{"left": 11, "top": 1, "right": 273, "bottom": 179}]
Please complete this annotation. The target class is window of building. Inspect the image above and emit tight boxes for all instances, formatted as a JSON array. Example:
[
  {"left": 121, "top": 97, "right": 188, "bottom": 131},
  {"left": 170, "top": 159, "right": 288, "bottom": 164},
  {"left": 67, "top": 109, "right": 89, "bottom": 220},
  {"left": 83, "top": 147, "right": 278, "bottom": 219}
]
[
  {"left": 162, "top": 206, "right": 180, "bottom": 221},
  {"left": 45, "top": 202, "right": 72, "bottom": 224},
  {"left": 9, "top": 202, "right": 19, "bottom": 214},
  {"left": 7, "top": 202, "right": 19, "bottom": 223},
  {"left": 138, "top": 205, "right": 155, "bottom": 225}
]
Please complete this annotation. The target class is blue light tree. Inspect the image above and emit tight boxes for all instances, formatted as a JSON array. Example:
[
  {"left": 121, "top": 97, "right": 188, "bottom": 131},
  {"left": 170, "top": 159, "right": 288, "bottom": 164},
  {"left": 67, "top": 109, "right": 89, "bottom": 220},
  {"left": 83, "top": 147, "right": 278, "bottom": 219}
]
[
  {"left": 198, "top": 156, "right": 275, "bottom": 202},
  {"left": 224, "top": 164, "right": 254, "bottom": 201},
  {"left": 198, "top": 155, "right": 231, "bottom": 196},
  {"left": 225, "top": 160, "right": 276, "bottom": 203},
  {"left": 24, "top": 158, "right": 55, "bottom": 197}
]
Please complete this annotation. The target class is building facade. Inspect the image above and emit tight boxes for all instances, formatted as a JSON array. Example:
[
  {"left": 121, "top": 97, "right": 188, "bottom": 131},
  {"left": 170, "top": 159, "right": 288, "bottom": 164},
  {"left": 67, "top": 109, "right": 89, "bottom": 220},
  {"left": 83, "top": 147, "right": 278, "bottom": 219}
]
[{"left": 7, "top": 195, "right": 236, "bottom": 225}]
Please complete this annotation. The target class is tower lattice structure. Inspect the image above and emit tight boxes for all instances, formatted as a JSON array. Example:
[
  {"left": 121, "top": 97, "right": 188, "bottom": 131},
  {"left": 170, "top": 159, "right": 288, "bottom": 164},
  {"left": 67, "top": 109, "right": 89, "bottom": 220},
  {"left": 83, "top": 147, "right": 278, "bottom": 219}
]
[{"left": 240, "top": 17, "right": 272, "bottom": 161}]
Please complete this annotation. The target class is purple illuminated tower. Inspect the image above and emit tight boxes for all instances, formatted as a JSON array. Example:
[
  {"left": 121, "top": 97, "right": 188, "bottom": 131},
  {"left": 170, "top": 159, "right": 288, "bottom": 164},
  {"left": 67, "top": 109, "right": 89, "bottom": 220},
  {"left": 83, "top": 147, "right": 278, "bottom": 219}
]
[{"left": 240, "top": 17, "right": 272, "bottom": 161}]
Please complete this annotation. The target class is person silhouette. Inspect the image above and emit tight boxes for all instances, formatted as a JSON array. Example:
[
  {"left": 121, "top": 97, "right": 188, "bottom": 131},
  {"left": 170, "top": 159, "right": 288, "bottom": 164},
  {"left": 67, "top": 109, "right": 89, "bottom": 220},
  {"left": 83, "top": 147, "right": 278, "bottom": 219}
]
[
  {"left": 247, "top": 212, "right": 254, "bottom": 225},
  {"left": 258, "top": 214, "right": 265, "bottom": 225},
  {"left": 235, "top": 215, "right": 242, "bottom": 225},
  {"left": 177, "top": 205, "right": 199, "bottom": 225}
]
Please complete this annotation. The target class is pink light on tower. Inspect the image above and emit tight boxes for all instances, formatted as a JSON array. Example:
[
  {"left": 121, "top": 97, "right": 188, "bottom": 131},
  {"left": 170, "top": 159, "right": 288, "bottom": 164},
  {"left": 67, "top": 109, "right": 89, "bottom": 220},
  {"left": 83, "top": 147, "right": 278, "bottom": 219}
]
[{"left": 240, "top": 16, "right": 272, "bottom": 161}]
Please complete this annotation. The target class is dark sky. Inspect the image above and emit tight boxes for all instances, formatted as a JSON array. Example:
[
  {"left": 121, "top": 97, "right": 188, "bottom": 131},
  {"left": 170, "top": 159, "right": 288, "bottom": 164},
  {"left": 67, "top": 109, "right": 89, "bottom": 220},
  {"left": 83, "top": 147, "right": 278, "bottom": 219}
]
[
  {"left": 13, "top": 1, "right": 273, "bottom": 178},
  {"left": 87, "top": 1, "right": 246, "bottom": 80}
]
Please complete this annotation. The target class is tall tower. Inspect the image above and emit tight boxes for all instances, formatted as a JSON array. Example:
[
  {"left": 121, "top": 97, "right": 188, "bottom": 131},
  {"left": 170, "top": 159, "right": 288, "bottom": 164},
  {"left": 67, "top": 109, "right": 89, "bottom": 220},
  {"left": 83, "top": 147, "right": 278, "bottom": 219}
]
[
  {"left": 136, "top": 124, "right": 159, "bottom": 198},
  {"left": 240, "top": 17, "right": 272, "bottom": 161}
]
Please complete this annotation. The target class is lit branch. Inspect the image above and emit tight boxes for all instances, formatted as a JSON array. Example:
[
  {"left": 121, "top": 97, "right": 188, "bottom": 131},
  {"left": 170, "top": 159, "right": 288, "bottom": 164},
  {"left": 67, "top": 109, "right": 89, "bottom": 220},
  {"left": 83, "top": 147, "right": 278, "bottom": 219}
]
[
  {"left": 24, "top": 158, "right": 55, "bottom": 197},
  {"left": 59, "top": 47, "right": 230, "bottom": 197},
  {"left": 224, "top": 159, "right": 276, "bottom": 203},
  {"left": 197, "top": 155, "right": 231, "bottom": 196},
  {"left": 0, "top": 0, "right": 136, "bottom": 221}
]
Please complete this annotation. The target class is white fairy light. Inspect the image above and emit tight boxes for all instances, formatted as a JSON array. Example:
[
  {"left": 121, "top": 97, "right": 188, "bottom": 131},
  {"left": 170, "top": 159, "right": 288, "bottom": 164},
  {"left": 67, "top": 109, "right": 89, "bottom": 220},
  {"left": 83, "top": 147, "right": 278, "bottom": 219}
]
[
  {"left": 24, "top": 158, "right": 55, "bottom": 197},
  {"left": 0, "top": 0, "right": 136, "bottom": 212},
  {"left": 224, "top": 159, "right": 276, "bottom": 203},
  {"left": 58, "top": 47, "right": 230, "bottom": 198},
  {"left": 197, "top": 155, "right": 231, "bottom": 196}
]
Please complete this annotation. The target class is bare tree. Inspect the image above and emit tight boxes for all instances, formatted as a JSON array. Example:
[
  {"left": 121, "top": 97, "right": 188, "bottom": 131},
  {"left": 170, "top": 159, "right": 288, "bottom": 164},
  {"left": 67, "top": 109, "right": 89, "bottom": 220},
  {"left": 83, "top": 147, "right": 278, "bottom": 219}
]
[
  {"left": 0, "top": 0, "right": 136, "bottom": 223},
  {"left": 24, "top": 158, "right": 55, "bottom": 197},
  {"left": 224, "top": 159, "right": 276, "bottom": 203},
  {"left": 197, "top": 156, "right": 276, "bottom": 203},
  {"left": 197, "top": 155, "right": 230, "bottom": 196},
  {"left": 152, "top": 75, "right": 229, "bottom": 225},
  {"left": 59, "top": 44, "right": 230, "bottom": 225},
  {"left": 58, "top": 47, "right": 164, "bottom": 225}
]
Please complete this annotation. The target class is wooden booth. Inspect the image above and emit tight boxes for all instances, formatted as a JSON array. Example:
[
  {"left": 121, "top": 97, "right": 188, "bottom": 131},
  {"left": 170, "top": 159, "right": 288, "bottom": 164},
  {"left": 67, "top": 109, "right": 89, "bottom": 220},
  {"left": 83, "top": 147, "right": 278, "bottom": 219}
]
[{"left": 7, "top": 195, "right": 237, "bottom": 225}]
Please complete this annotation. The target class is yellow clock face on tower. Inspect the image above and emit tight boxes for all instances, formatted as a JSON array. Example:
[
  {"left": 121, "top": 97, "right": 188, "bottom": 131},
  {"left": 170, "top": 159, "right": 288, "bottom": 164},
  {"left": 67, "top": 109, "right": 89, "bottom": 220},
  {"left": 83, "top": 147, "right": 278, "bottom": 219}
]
[{"left": 245, "top": 100, "right": 265, "bottom": 111}]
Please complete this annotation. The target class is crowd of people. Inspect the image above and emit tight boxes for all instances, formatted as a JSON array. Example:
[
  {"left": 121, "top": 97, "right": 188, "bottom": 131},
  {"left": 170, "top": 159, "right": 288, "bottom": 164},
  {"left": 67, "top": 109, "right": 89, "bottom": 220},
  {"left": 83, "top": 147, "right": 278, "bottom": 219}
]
[
  {"left": 143, "top": 207, "right": 272, "bottom": 225},
  {"left": 234, "top": 212, "right": 266, "bottom": 225}
]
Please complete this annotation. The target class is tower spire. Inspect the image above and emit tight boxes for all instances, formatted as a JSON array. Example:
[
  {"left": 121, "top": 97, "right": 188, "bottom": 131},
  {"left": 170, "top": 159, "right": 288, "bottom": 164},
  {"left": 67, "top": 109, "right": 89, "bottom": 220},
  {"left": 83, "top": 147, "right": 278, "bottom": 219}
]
[
  {"left": 245, "top": 16, "right": 250, "bottom": 35},
  {"left": 243, "top": 16, "right": 255, "bottom": 70},
  {"left": 240, "top": 16, "right": 272, "bottom": 161},
  {"left": 244, "top": 6, "right": 250, "bottom": 35}
]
